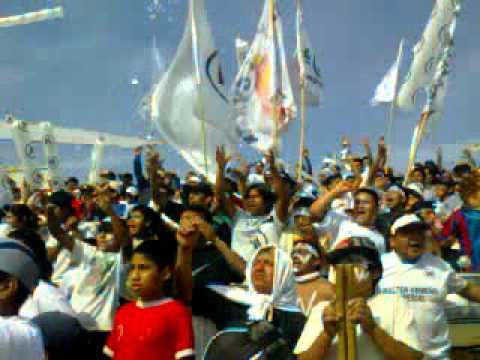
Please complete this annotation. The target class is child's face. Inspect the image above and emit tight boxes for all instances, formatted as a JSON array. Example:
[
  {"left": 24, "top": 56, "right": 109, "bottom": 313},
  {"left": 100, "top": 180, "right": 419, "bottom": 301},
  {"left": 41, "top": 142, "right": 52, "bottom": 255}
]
[{"left": 128, "top": 253, "right": 169, "bottom": 301}]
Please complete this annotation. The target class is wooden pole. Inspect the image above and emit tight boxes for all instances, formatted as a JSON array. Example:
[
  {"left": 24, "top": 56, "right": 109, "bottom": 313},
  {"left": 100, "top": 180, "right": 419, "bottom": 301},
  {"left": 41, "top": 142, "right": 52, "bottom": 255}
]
[
  {"left": 335, "top": 265, "right": 348, "bottom": 360},
  {"left": 191, "top": 0, "right": 209, "bottom": 175},
  {"left": 346, "top": 265, "right": 357, "bottom": 360}
]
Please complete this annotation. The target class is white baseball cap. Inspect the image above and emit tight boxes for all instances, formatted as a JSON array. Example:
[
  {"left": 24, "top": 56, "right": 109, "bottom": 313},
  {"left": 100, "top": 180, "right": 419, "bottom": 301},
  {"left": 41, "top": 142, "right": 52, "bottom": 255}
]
[{"left": 390, "top": 214, "right": 426, "bottom": 236}]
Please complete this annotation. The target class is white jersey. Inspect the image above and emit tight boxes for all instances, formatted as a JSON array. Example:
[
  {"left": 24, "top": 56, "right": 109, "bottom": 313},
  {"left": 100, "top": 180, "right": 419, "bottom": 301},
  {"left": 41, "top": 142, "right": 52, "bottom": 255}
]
[
  {"left": 294, "top": 294, "right": 421, "bottom": 359},
  {"left": 377, "top": 252, "right": 468, "bottom": 359}
]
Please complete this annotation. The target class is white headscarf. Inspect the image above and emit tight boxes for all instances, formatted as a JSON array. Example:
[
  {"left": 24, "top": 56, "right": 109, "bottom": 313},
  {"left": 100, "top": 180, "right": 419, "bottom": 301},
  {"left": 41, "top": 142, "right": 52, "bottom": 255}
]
[{"left": 209, "top": 245, "right": 300, "bottom": 321}]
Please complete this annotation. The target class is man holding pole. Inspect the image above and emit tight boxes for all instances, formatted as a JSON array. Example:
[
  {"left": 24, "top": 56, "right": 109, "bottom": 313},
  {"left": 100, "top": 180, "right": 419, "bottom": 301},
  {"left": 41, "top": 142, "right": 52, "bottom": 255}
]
[{"left": 294, "top": 238, "right": 423, "bottom": 360}]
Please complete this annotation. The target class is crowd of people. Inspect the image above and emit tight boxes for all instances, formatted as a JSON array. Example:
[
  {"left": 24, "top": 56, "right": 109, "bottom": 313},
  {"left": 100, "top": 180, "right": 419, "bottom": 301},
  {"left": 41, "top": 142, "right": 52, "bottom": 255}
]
[{"left": 1, "top": 137, "right": 480, "bottom": 360}]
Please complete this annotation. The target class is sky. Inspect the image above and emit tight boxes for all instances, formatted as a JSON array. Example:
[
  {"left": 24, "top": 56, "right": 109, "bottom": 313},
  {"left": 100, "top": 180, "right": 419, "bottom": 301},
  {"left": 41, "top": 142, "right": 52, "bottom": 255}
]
[{"left": 0, "top": 0, "right": 478, "bottom": 179}]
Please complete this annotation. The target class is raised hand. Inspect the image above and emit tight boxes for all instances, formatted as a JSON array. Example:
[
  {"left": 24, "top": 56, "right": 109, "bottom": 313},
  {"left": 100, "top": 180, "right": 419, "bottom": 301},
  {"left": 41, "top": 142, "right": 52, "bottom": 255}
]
[
  {"left": 216, "top": 145, "right": 230, "bottom": 169},
  {"left": 323, "top": 301, "right": 340, "bottom": 338}
]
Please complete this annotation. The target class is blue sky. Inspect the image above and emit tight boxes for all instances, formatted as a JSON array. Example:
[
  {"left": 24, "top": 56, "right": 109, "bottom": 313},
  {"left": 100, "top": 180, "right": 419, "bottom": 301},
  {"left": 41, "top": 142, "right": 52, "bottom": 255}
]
[{"left": 0, "top": 0, "right": 478, "bottom": 178}]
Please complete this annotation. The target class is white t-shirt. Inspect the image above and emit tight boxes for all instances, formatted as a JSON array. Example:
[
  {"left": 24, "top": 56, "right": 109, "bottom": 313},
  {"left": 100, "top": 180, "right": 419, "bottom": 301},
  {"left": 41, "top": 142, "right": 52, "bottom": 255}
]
[
  {"left": 377, "top": 252, "right": 468, "bottom": 359},
  {"left": 20, "top": 280, "right": 76, "bottom": 319},
  {"left": 318, "top": 212, "right": 386, "bottom": 254},
  {"left": 0, "top": 316, "right": 45, "bottom": 360},
  {"left": 231, "top": 209, "right": 285, "bottom": 261},
  {"left": 294, "top": 294, "right": 421, "bottom": 360},
  {"left": 68, "top": 240, "right": 122, "bottom": 331}
]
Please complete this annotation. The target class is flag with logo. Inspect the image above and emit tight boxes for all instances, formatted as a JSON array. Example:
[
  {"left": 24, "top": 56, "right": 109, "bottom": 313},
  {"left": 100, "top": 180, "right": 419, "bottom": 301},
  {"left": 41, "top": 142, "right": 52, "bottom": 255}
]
[
  {"left": 151, "top": 0, "right": 237, "bottom": 180},
  {"left": 396, "top": 0, "right": 459, "bottom": 111},
  {"left": 231, "top": 0, "right": 297, "bottom": 152}
]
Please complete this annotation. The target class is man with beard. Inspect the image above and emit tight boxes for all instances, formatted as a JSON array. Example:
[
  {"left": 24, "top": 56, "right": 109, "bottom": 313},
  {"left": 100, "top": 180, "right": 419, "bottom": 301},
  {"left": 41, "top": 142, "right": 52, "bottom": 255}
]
[{"left": 291, "top": 241, "right": 334, "bottom": 316}]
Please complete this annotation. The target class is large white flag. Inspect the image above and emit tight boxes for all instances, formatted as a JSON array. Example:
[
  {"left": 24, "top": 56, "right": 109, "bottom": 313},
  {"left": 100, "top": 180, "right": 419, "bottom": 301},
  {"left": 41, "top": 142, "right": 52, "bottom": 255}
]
[
  {"left": 396, "top": 0, "right": 459, "bottom": 111},
  {"left": 151, "top": 0, "right": 237, "bottom": 180},
  {"left": 9, "top": 120, "right": 45, "bottom": 188},
  {"left": 370, "top": 39, "right": 404, "bottom": 106},
  {"left": 292, "top": 0, "right": 323, "bottom": 107},
  {"left": 231, "top": 0, "right": 297, "bottom": 152}
]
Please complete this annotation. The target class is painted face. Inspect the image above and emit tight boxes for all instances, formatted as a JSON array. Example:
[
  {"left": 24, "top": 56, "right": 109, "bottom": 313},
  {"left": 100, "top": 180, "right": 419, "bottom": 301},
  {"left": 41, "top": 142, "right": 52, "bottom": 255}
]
[
  {"left": 391, "top": 229, "right": 427, "bottom": 261},
  {"left": 353, "top": 192, "right": 377, "bottom": 226},
  {"left": 245, "top": 189, "right": 267, "bottom": 216},
  {"left": 291, "top": 243, "right": 320, "bottom": 276},
  {"left": 128, "top": 253, "right": 170, "bottom": 301},
  {"left": 251, "top": 248, "right": 275, "bottom": 295}
]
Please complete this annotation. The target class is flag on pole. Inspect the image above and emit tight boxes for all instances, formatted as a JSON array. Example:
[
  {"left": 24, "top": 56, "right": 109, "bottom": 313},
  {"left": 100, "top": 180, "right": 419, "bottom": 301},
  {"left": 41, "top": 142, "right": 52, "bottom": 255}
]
[
  {"left": 292, "top": 0, "right": 323, "bottom": 107},
  {"left": 396, "top": 0, "right": 459, "bottom": 111},
  {"left": 370, "top": 39, "right": 404, "bottom": 106},
  {"left": 151, "top": 0, "right": 237, "bottom": 181},
  {"left": 231, "top": 0, "right": 297, "bottom": 152},
  {"left": 40, "top": 122, "right": 63, "bottom": 190}
]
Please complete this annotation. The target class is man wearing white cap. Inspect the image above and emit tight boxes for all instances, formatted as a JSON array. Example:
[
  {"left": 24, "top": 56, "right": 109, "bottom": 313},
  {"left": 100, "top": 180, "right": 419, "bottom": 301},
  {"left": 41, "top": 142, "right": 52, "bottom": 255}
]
[
  {"left": 378, "top": 214, "right": 480, "bottom": 359},
  {"left": 0, "top": 238, "right": 45, "bottom": 359}
]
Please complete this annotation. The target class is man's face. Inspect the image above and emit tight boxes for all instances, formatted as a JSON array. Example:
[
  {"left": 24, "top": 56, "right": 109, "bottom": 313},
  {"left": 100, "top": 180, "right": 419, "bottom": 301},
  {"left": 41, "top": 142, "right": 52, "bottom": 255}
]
[
  {"left": 374, "top": 176, "right": 390, "bottom": 191},
  {"left": 466, "top": 191, "right": 480, "bottom": 210},
  {"left": 434, "top": 184, "right": 449, "bottom": 200},
  {"left": 251, "top": 248, "right": 275, "bottom": 295},
  {"left": 127, "top": 210, "right": 147, "bottom": 238},
  {"left": 291, "top": 243, "right": 321, "bottom": 276},
  {"left": 188, "top": 191, "right": 211, "bottom": 208},
  {"left": 391, "top": 229, "right": 427, "bottom": 261},
  {"left": 353, "top": 192, "right": 377, "bottom": 226},
  {"left": 293, "top": 215, "right": 315, "bottom": 237},
  {"left": 66, "top": 182, "right": 78, "bottom": 193},
  {"left": 245, "top": 189, "right": 266, "bottom": 216},
  {"left": 418, "top": 209, "right": 436, "bottom": 226},
  {"left": 382, "top": 190, "right": 403, "bottom": 210},
  {"left": 96, "top": 232, "right": 116, "bottom": 252},
  {"left": 411, "top": 170, "right": 425, "bottom": 184},
  {"left": 351, "top": 159, "right": 363, "bottom": 173},
  {"left": 406, "top": 194, "right": 421, "bottom": 211}
]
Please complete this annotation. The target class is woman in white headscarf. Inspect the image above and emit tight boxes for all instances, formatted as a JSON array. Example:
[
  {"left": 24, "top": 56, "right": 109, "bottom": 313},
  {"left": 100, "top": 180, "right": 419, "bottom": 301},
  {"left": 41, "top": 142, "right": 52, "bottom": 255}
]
[{"left": 204, "top": 245, "right": 305, "bottom": 359}]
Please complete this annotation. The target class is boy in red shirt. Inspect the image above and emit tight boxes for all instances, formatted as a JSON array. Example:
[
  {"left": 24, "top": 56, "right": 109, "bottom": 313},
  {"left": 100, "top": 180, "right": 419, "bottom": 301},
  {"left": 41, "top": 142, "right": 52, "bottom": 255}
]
[{"left": 104, "top": 238, "right": 195, "bottom": 360}]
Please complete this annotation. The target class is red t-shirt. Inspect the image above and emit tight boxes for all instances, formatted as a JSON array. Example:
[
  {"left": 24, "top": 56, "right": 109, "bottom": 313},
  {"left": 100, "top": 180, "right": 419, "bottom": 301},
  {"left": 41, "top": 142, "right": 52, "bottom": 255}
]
[{"left": 104, "top": 298, "right": 194, "bottom": 360}]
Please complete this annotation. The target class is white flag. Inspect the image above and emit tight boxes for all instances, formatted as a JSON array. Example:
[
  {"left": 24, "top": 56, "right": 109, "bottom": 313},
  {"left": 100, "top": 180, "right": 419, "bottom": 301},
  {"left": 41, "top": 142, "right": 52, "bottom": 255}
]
[
  {"left": 151, "top": 0, "right": 237, "bottom": 181},
  {"left": 40, "top": 122, "right": 63, "bottom": 190},
  {"left": 9, "top": 120, "right": 45, "bottom": 188},
  {"left": 396, "top": 0, "right": 458, "bottom": 111},
  {"left": 235, "top": 37, "right": 250, "bottom": 70},
  {"left": 371, "top": 39, "right": 404, "bottom": 106},
  {"left": 292, "top": 0, "right": 323, "bottom": 107},
  {"left": 231, "top": 0, "right": 297, "bottom": 152}
]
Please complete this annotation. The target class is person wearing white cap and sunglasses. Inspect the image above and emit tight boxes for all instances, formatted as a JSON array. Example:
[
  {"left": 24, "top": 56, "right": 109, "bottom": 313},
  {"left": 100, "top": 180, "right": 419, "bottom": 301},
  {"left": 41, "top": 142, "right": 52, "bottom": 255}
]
[
  {"left": 378, "top": 214, "right": 480, "bottom": 359},
  {"left": 0, "top": 238, "right": 45, "bottom": 360}
]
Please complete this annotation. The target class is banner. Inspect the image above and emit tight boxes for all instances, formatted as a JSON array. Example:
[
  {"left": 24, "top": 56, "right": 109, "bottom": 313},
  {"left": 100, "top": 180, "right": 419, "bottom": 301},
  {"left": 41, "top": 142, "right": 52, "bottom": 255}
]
[{"left": 396, "top": 0, "right": 459, "bottom": 111}]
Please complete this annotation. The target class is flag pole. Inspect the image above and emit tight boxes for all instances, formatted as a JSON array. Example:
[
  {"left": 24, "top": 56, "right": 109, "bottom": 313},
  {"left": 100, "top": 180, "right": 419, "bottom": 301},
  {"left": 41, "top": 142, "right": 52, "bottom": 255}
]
[
  {"left": 404, "top": 109, "right": 432, "bottom": 185},
  {"left": 296, "top": 0, "right": 306, "bottom": 182},
  {"left": 269, "top": 0, "right": 280, "bottom": 154},
  {"left": 385, "top": 39, "right": 404, "bottom": 166},
  {"left": 191, "top": 0, "right": 209, "bottom": 175}
]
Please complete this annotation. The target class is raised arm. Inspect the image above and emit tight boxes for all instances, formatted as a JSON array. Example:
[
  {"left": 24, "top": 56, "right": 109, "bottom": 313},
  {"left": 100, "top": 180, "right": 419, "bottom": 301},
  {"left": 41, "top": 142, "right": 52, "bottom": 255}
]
[
  {"left": 133, "top": 147, "right": 150, "bottom": 192},
  {"left": 364, "top": 137, "right": 387, "bottom": 187},
  {"left": 266, "top": 150, "right": 289, "bottom": 223},
  {"left": 215, "top": 146, "right": 236, "bottom": 219},
  {"left": 310, "top": 180, "right": 356, "bottom": 221},
  {"left": 96, "top": 191, "right": 131, "bottom": 250}
]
